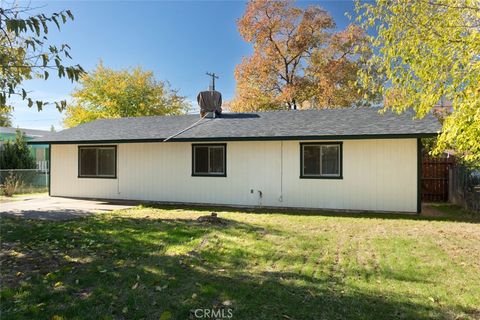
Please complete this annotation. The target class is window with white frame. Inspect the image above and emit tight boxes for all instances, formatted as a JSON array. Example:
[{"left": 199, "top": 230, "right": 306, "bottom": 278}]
[{"left": 301, "top": 143, "right": 342, "bottom": 178}]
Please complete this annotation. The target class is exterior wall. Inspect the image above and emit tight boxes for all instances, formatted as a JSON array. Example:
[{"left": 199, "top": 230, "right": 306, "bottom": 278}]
[{"left": 50, "top": 139, "right": 418, "bottom": 212}]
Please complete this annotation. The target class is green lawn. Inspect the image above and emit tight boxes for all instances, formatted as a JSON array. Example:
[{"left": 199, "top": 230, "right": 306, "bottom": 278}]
[{"left": 1, "top": 206, "right": 479, "bottom": 319}]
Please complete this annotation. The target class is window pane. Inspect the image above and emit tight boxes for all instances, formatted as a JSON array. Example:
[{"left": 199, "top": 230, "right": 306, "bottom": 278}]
[
  {"left": 98, "top": 148, "right": 115, "bottom": 176},
  {"left": 303, "top": 146, "right": 321, "bottom": 175},
  {"left": 80, "top": 148, "right": 96, "bottom": 176},
  {"left": 321, "top": 145, "right": 339, "bottom": 175},
  {"left": 209, "top": 147, "right": 224, "bottom": 174},
  {"left": 194, "top": 146, "right": 209, "bottom": 173}
]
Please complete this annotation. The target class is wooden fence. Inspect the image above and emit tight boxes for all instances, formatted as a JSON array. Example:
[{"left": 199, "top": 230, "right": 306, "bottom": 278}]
[{"left": 422, "top": 157, "right": 455, "bottom": 202}]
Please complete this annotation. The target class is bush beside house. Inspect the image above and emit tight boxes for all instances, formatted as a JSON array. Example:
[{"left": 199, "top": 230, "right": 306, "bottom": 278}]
[{"left": 0, "top": 130, "right": 37, "bottom": 196}]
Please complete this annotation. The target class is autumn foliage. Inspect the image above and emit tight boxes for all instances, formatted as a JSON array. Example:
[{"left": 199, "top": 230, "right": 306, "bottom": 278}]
[
  {"left": 356, "top": 0, "right": 480, "bottom": 163},
  {"left": 63, "top": 63, "right": 190, "bottom": 127},
  {"left": 230, "top": 0, "right": 373, "bottom": 111}
]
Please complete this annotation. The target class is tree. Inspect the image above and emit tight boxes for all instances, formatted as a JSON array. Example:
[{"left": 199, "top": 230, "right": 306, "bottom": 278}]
[
  {"left": 0, "top": 129, "right": 36, "bottom": 169},
  {"left": 355, "top": 0, "right": 480, "bottom": 164},
  {"left": 230, "top": 0, "right": 373, "bottom": 111},
  {"left": 63, "top": 63, "right": 190, "bottom": 127},
  {"left": 1, "top": 3, "right": 84, "bottom": 111},
  {"left": 306, "top": 24, "right": 375, "bottom": 108},
  {"left": 0, "top": 105, "right": 12, "bottom": 126}
]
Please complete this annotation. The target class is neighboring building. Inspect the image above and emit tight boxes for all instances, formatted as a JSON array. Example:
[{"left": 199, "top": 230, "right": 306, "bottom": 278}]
[
  {"left": 30, "top": 109, "right": 440, "bottom": 212},
  {"left": 0, "top": 127, "right": 50, "bottom": 169}
]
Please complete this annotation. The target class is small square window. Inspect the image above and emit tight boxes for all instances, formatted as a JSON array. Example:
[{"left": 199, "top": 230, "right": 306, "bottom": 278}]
[
  {"left": 192, "top": 144, "right": 226, "bottom": 177},
  {"left": 300, "top": 143, "right": 342, "bottom": 179},
  {"left": 78, "top": 146, "right": 116, "bottom": 178}
]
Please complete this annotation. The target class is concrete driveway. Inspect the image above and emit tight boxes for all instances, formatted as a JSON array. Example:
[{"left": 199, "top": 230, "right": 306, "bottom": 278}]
[{"left": 0, "top": 195, "right": 136, "bottom": 220}]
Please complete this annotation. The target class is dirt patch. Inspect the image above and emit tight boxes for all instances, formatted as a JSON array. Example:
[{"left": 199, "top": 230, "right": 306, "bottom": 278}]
[
  {"left": 421, "top": 204, "right": 448, "bottom": 217},
  {"left": 197, "top": 212, "right": 229, "bottom": 225}
]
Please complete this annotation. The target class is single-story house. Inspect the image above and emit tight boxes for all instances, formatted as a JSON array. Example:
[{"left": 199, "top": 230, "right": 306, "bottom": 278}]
[{"left": 30, "top": 108, "right": 440, "bottom": 213}]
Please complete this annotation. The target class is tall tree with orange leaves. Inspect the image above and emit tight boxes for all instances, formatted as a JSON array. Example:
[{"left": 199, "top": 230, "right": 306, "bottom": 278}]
[{"left": 230, "top": 0, "right": 374, "bottom": 111}]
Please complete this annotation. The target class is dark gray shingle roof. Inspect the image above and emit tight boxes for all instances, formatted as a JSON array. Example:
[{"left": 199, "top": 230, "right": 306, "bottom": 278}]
[{"left": 30, "top": 108, "right": 440, "bottom": 144}]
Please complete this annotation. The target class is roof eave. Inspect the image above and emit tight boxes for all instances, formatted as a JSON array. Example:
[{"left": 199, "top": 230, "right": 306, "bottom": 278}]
[{"left": 27, "top": 132, "right": 439, "bottom": 145}]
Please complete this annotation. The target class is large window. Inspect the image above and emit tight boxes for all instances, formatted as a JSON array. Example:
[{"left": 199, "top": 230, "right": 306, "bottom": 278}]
[
  {"left": 192, "top": 144, "right": 226, "bottom": 177},
  {"left": 78, "top": 146, "right": 117, "bottom": 178},
  {"left": 300, "top": 143, "right": 342, "bottom": 179}
]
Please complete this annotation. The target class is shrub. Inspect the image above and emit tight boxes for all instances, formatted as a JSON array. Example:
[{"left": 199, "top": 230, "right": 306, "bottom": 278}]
[
  {"left": 0, "top": 129, "right": 36, "bottom": 170},
  {"left": 1, "top": 173, "right": 21, "bottom": 197}
]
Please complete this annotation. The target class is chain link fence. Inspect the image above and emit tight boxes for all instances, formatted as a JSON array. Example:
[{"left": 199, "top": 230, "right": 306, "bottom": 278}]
[
  {"left": 0, "top": 169, "right": 49, "bottom": 195},
  {"left": 449, "top": 165, "right": 480, "bottom": 213}
]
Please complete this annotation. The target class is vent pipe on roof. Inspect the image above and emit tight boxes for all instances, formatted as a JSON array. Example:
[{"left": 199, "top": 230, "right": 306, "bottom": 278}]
[{"left": 197, "top": 72, "right": 222, "bottom": 118}]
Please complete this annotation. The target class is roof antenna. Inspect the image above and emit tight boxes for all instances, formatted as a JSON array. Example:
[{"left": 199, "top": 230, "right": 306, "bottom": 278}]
[{"left": 206, "top": 72, "right": 219, "bottom": 91}]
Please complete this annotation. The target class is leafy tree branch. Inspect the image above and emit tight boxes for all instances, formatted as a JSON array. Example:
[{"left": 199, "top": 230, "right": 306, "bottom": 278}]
[
  {"left": 355, "top": 0, "right": 480, "bottom": 164},
  {"left": 0, "top": 3, "right": 84, "bottom": 112}
]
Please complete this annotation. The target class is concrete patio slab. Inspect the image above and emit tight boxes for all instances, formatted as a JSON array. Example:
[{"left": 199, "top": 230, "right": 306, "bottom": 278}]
[{"left": 0, "top": 195, "right": 136, "bottom": 220}]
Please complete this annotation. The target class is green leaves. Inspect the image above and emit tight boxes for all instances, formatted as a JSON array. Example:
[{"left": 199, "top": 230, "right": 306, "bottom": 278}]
[
  {"left": 0, "top": 129, "right": 37, "bottom": 169},
  {"left": 356, "top": 0, "right": 480, "bottom": 164},
  {"left": 63, "top": 62, "right": 190, "bottom": 127},
  {"left": 0, "top": 105, "right": 12, "bottom": 126},
  {"left": 5, "top": 10, "right": 74, "bottom": 36},
  {"left": 41, "top": 54, "right": 48, "bottom": 67},
  {"left": 1, "top": 4, "right": 83, "bottom": 111}
]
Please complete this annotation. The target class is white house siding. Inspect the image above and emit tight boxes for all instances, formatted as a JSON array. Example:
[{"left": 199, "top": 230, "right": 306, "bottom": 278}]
[{"left": 50, "top": 138, "right": 418, "bottom": 212}]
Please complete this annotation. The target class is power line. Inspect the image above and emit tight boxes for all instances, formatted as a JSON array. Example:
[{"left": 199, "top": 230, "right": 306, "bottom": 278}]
[{"left": 13, "top": 118, "right": 60, "bottom": 122}]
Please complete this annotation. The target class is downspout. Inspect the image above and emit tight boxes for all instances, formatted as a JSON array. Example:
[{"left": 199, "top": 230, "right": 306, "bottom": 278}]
[
  {"left": 279, "top": 140, "right": 283, "bottom": 203},
  {"left": 417, "top": 138, "right": 422, "bottom": 214},
  {"left": 117, "top": 145, "right": 120, "bottom": 195},
  {"left": 48, "top": 144, "right": 51, "bottom": 196}
]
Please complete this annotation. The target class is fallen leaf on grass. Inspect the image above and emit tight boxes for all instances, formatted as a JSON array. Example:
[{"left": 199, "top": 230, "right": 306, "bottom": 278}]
[
  {"left": 155, "top": 285, "right": 168, "bottom": 291},
  {"left": 160, "top": 310, "right": 172, "bottom": 320}
]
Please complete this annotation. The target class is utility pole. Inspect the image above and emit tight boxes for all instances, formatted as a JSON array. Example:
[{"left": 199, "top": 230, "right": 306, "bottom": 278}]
[{"left": 206, "top": 72, "right": 219, "bottom": 91}]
